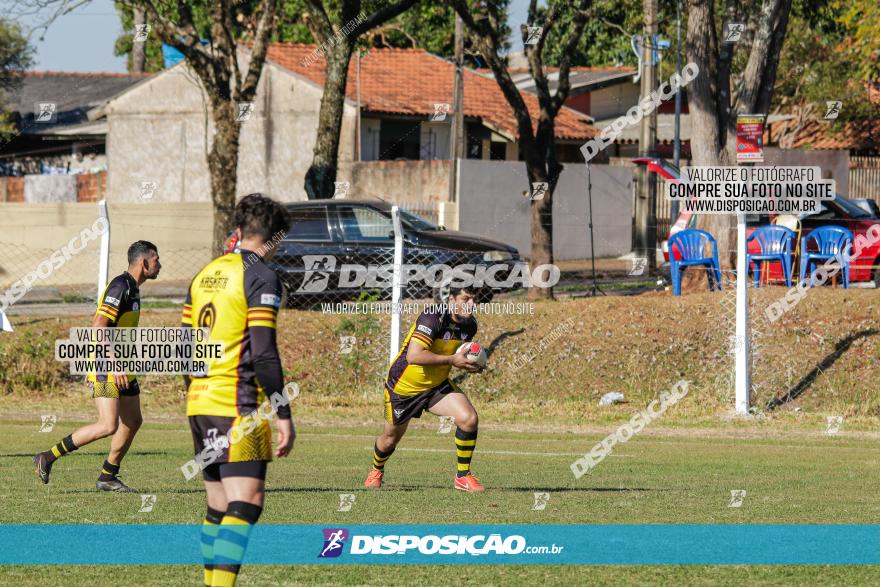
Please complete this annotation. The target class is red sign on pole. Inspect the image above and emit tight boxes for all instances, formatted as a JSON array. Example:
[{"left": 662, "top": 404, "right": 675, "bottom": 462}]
[{"left": 736, "top": 114, "right": 765, "bottom": 163}]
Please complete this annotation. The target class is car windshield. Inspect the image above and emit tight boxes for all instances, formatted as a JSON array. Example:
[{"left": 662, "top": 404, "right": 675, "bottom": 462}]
[
  {"left": 398, "top": 209, "right": 439, "bottom": 231},
  {"left": 832, "top": 195, "right": 872, "bottom": 218}
]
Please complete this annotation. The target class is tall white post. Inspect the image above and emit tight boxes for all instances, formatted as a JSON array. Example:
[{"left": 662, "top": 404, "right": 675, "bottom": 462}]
[
  {"left": 389, "top": 206, "right": 404, "bottom": 365},
  {"left": 97, "top": 199, "right": 110, "bottom": 303},
  {"left": 735, "top": 212, "right": 751, "bottom": 414}
]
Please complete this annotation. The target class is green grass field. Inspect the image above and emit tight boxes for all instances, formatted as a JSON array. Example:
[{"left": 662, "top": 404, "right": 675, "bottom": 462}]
[
  {"left": 1, "top": 416, "right": 879, "bottom": 585},
  {"left": 3, "top": 291, "right": 880, "bottom": 585}
]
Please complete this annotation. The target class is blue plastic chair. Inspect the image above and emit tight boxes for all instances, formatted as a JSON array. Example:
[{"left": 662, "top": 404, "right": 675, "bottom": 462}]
[
  {"left": 799, "top": 226, "right": 853, "bottom": 288},
  {"left": 669, "top": 229, "right": 722, "bottom": 296},
  {"left": 747, "top": 226, "right": 795, "bottom": 287}
]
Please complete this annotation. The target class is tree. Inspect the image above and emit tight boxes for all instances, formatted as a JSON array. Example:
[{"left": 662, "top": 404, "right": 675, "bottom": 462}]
[
  {"left": 451, "top": 0, "right": 593, "bottom": 301},
  {"left": 0, "top": 18, "right": 34, "bottom": 138},
  {"left": 117, "top": 0, "right": 278, "bottom": 255},
  {"left": 686, "top": 0, "right": 793, "bottom": 270},
  {"left": 298, "top": 0, "right": 419, "bottom": 200}
]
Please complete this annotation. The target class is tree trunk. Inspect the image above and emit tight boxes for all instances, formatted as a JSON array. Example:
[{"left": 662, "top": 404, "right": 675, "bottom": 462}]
[
  {"left": 305, "top": 42, "right": 355, "bottom": 199},
  {"left": 208, "top": 101, "right": 242, "bottom": 256},
  {"left": 523, "top": 133, "right": 558, "bottom": 301},
  {"left": 686, "top": 0, "right": 736, "bottom": 288}
]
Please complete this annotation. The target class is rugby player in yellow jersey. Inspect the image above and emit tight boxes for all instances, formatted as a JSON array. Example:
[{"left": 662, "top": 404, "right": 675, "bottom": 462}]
[
  {"left": 33, "top": 241, "right": 161, "bottom": 492},
  {"left": 365, "top": 285, "right": 485, "bottom": 492},
  {"left": 182, "top": 194, "right": 294, "bottom": 587}
]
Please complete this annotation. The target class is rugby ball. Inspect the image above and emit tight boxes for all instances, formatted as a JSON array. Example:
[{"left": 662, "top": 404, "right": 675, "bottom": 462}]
[{"left": 456, "top": 342, "right": 488, "bottom": 370}]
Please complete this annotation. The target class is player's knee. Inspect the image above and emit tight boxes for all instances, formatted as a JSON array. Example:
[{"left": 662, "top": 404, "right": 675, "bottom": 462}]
[
  {"left": 459, "top": 410, "right": 479, "bottom": 431},
  {"left": 98, "top": 420, "right": 118, "bottom": 438},
  {"left": 125, "top": 414, "right": 143, "bottom": 431}
]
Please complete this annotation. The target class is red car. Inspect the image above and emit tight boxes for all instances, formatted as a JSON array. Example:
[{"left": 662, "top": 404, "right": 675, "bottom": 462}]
[{"left": 634, "top": 157, "right": 880, "bottom": 285}]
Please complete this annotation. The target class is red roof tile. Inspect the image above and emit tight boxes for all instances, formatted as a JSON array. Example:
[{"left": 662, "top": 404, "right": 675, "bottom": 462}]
[
  {"left": 264, "top": 43, "right": 596, "bottom": 141},
  {"left": 770, "top": 117, "right": 880, "bottom": 150}
]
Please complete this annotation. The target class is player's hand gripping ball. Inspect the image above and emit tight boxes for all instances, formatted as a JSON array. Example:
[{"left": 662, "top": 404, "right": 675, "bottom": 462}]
[{"left": 456, "top": 342, "right": 488, "bottom": 370}]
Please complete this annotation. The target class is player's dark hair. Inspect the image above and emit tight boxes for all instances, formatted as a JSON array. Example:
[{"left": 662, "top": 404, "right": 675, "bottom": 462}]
[
  {"left": 127, "top": 240, "right": 158, "bottom": 265},
  {"left": 448, "top": 285, "right": 478, "bottom": 298},
  {"left": 234, "top": 193, "right": 290, "bottom": 241}
]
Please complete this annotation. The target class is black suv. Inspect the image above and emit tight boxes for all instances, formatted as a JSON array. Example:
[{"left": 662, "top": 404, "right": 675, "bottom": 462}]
[{"left": 227, "top": 200, "right": 525, "bottom": 306}]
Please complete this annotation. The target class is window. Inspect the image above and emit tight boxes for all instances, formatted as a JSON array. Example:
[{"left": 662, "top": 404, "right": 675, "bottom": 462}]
[
  {"left": 489, "top": 142, "right": 507, "bottom": 160},
  {"left": 338, "top": 206, "right": 393, "bottom": 241},
  {"left": 287, "top": 208, "right": 331, "bottom": 241},
  {"left": 379, "top": 120, "right": 421, "bottom": 160}
]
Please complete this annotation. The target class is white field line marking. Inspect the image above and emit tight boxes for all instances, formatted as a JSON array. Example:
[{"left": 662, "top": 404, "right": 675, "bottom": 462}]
[{"left": 361, "top": 446, "right": 632, "bottom": 458}]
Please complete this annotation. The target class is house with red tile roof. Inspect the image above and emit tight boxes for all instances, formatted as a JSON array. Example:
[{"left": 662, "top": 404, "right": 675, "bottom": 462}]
[{"left": 96, "top": 43, "right": 597, "bottom": 203}]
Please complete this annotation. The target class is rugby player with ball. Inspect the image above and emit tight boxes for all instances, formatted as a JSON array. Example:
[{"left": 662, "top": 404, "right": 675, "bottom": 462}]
[{"left": 365, "top": 284, "right": 488, "bottom": 492}]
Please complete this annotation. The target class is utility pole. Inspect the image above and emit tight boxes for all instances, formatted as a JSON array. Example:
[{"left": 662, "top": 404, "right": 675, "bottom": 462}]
[
  {"left": 448, "top": 14, "right": 465, "bottom": 204},
  {"left": 671, "top": 0, "right": 682, "bottom": 220},
  {"left": 634, "top": 0, "right": 658, "bottom": 272},
  {"left": 132, "top": 7, "right": 147, "bottom": 73}
]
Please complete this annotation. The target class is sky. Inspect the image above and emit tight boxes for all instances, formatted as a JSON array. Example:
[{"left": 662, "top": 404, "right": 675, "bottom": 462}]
[{"left": 5, "top": 0, "right": 532, "bottom": 74}]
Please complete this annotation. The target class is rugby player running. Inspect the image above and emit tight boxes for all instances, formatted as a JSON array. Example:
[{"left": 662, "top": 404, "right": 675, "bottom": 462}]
[
  {"left": 33, "top": 241, "right": 161, "bottom": 492},
  {"left": 365, "top": 285, "right": 485, "bottom": 492}
]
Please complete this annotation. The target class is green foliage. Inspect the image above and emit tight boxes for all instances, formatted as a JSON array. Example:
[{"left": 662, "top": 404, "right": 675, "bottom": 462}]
[
  {"left": 0, "top": 17, "right": 33, "bottom": 137},
  {"left": 773, "top": 0, "right": 878, "bottom": 122}
]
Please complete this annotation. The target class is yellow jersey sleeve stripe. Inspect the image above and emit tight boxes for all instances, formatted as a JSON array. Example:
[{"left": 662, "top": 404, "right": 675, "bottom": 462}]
[
  {"left": 247, "top": 307, "right": 278, "bottom": 315},
  {"left": 412, "top": 332, "right": 432, "bottom": 343},
  {"left": 411, "top": 335, "right": 432, "bottom": 349},
  {"left": 248, "top": 319, "right": 277, "bottom": 329},
  {"left": 98, "top": 304, "right": 119, "bottom": 315},
  {"left": 96, "top": 308, "right": 118, "bottom": 320}
]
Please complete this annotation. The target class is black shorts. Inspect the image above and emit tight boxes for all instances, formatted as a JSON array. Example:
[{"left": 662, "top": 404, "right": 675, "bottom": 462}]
[
  {"left": 384, "top": 380, "right": 459, "bottom": 425},
  {"left": 189, "top": 414, "right": 272, "bottom": 481},
  {"left": 91, "top": 379, "right": 140, "bottom": 398}
]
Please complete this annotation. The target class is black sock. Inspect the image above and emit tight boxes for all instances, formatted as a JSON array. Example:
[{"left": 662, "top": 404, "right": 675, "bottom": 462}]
[
  {"left": 371, "top": 443, "right": 395, "bottom": 471},
  {"left": 45, "top": 435, "right": 77, "bottom": 464},
  {"left": 455, "top": 428, "right": 478, "bottom": 478},
  {"left": 98, "top": 459, "right": 120, "bottom": 481}
]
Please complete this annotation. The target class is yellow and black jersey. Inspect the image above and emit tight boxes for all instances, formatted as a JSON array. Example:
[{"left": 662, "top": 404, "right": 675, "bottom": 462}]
[
  {"left": 88, "top": 272, "right": 140, "bottom": 383},
  {"left": 183, "top": 250, "right": 289, "bottom": 419},
  {"left": 386, "top": 308, "right": 478, "bottom": 397}
]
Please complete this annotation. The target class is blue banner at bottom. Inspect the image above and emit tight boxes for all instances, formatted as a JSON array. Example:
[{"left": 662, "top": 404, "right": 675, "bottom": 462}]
[{"left": 1, "top": 525, "right": 878, "bottom": 565}]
